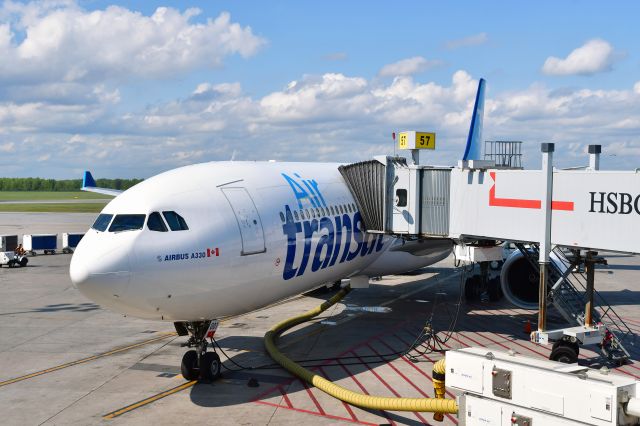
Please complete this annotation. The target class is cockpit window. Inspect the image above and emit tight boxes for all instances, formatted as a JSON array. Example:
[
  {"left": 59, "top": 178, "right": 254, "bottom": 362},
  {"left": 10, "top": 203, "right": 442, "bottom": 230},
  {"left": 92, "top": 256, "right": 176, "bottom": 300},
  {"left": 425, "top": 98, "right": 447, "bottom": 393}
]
[
  {"left": 162, "top": 211, "right": 189, "bottom": 231},
  {"left": 109, "top": 214, "right": 146, "bottom": 232},
  {"left": 92, "top": 214, "right": 113, "bottom": 232},
  {"left": 147, "top": 212, "right": 168, "bottom": 232}
]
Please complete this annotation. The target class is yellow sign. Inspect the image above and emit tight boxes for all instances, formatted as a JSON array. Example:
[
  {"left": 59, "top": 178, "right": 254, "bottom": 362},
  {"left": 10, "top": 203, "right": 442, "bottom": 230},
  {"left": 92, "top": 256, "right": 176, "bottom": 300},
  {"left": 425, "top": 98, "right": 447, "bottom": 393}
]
[{"left": 397, "top": 131, "right": 436, "bottom": 150}]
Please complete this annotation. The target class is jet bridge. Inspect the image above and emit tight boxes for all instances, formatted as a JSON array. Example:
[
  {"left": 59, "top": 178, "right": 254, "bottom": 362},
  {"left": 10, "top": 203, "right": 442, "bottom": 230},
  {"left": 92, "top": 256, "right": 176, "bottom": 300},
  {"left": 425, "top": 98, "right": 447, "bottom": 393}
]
[
  {"left": 339, "top": 148, "right": 638, "bottom": 254},
  {"left": 340, "top": 141, "right": 639, "bottom": 364}
]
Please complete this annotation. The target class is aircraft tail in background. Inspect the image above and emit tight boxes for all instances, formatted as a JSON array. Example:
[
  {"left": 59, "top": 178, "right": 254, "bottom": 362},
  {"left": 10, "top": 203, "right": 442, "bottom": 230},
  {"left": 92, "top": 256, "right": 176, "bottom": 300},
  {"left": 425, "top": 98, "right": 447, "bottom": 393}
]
[{"left": 462, "top": 78, "right": 486, "bottom": 161}]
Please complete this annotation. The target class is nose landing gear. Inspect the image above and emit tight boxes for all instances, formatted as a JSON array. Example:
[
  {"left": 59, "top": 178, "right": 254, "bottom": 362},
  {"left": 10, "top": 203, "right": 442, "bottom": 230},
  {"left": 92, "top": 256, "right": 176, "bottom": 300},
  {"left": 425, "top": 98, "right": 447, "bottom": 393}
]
[{"left": 175, "top": 320, "right": 222, "bottom": 382}]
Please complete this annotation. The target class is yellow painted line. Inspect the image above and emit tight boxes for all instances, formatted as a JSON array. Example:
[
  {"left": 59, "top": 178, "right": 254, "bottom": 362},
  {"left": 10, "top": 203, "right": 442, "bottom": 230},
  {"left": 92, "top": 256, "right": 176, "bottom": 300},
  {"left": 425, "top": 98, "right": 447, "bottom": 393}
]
[
  {"left": 103, "top": 380, "right": 197, "bottom": 419},
  {"left": 0, "top": 332, "right": 177, "bottom": 388}
]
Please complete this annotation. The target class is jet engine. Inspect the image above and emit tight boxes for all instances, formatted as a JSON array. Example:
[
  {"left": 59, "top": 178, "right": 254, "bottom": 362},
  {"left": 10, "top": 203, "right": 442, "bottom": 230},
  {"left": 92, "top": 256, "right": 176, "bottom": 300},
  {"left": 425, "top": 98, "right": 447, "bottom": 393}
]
[{"left": 499, "top": 249, "right": 566, "bottom": 310}]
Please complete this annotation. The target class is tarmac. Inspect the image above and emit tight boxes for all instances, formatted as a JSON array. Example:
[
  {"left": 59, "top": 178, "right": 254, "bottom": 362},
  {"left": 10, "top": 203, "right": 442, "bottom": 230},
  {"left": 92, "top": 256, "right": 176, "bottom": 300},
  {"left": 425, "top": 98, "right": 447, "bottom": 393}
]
[{"left": 0, "top": 213, "right": 639, "bottom": 425}]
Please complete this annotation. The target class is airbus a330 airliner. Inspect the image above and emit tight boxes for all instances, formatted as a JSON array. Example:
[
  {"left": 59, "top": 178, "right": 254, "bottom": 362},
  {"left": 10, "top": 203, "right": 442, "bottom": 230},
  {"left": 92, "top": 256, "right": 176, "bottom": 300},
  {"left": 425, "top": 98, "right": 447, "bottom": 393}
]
[{"left": 70, "top": 79, "right": 487, "bottom": 381}]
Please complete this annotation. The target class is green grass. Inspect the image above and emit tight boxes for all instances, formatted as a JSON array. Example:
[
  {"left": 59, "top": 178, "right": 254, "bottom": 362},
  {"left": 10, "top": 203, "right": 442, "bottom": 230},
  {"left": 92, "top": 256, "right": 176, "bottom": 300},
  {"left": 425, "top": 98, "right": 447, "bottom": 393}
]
[
  {"left": 0, "top": 203, "right": 107, "bottom": 213},
  {"left": 0, "top": 191, "right": 113, "bottom": 201}
]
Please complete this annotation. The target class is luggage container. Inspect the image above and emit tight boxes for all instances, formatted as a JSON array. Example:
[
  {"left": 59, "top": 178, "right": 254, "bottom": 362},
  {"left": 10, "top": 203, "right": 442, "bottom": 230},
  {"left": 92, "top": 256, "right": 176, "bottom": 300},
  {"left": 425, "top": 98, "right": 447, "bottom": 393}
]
[
  {"left": 23, "top": 234, "right": 58, "bottom": 255},
  {"left": 62, "top": 233, "right": 84, "bottom": 254},
  {"left": 0, "top": 235, "right": 18, "bottom": 252}
]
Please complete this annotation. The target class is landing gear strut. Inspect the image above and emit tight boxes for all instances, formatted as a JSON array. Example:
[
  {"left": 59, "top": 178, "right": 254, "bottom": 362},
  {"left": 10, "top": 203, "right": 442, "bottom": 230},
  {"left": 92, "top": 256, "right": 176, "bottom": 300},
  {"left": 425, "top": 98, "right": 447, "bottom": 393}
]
[{"left": 176, "top": 320, "right": 222, "bottom": 382}]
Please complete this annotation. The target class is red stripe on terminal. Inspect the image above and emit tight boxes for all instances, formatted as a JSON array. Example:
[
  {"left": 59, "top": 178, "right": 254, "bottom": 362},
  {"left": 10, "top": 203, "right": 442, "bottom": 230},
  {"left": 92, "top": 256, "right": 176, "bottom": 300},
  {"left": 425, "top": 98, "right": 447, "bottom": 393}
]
[
  {"left": 489, "top": 172, "right": 574, "bottom": 211},
  {"left": 551, "top": 200, "right": 575, "bottom": 211}
]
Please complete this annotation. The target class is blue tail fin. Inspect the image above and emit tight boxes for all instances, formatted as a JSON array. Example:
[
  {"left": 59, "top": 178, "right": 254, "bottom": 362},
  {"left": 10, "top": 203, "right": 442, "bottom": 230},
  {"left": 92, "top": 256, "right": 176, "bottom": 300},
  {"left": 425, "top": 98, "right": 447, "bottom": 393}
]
[
  {"left": 82, "top": 171, "right": 97, "bottom": 188},
  {"left": 462, "top": 78, "right": 486, "bottom": 161}
]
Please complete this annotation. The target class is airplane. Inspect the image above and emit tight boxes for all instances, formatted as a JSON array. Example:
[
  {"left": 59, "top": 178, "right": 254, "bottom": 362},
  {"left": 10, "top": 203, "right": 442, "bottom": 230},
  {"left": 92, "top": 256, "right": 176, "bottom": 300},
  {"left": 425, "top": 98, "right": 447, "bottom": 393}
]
[{"left": 69, "top": 78, "right": 487, "bottom": 382}]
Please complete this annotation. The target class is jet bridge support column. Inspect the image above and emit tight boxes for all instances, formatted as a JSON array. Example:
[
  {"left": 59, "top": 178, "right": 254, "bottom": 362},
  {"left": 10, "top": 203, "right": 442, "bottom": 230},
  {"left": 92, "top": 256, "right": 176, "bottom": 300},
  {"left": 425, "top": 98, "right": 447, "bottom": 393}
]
[
  {"left": 589, "top": 144, "right": 601, "bottom": 171},
  {"left": 538, "top": 143, "right": 555, "bottom": 332},
  {"left": 584, "top": 251, "right": 596, "bottom": 327}
]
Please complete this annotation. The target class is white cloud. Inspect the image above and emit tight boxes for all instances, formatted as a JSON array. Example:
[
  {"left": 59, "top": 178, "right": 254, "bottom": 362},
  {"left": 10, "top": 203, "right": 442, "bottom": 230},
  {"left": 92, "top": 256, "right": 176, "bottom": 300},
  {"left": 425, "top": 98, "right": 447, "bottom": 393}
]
[
  {"left": 0, "top": 142, "right": 15, "bottom": 152},
  {"left": 634, "top": 82, "right": 640, "bottom": 95},
  {"left": 379, "top": 56, "right": 442, "bottom": 77},
  {"left": 444, "top": 33, "right": 488, "bottom": 50},
  {"left": 0, "top": 2, "right": 265, "bottom": 85},
  {"left": 542, "top": 39, "right": 616, "bottom": 76},
  {"left": 1, "top": 63, "right": 639, "bottom": 177}
]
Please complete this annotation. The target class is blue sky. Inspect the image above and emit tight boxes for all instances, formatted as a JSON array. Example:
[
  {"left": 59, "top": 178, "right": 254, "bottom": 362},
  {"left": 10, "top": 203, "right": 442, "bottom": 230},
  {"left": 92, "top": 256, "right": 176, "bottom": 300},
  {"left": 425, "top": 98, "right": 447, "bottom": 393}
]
[{"left": 0, "top": 1, "right": 638, "bottom": 177}]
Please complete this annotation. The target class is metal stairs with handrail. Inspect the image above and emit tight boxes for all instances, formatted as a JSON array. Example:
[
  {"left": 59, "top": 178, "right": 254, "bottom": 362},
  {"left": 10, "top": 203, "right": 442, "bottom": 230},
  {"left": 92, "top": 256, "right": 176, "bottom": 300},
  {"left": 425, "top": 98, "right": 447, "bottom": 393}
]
[{"left": 514, "top": 243, "right": 634, "bottom": 364}]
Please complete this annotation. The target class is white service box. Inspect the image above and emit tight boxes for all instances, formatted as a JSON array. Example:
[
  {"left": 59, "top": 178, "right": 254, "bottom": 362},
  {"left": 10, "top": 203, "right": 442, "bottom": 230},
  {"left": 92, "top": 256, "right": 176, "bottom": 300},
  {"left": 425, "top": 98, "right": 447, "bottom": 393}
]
[{"left": 454, "top": 244, "right": 504, "bottom": 263}]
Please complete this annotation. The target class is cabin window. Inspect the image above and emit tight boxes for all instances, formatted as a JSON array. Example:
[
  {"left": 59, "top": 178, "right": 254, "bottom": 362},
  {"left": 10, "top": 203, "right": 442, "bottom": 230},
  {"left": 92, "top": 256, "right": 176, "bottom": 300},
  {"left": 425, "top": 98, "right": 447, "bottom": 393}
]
[
  {"left": 330, "top": 206, "right": 335, "bottom": 215},
  {"left": 162, "top": 211, "right": 189, "bottom": 231},
  {"left": 109, "top": 214, "right": 146, "bottom": 232},
  {"left": 293, "top": 211, "right": 299, "bottom": 221},
  {"left": 147, "top": 212, "right": 168, "bottom": 232},
  {"left": 92, "top": 214, "right": 113, "bottom": 232},
  {"left": 279, "top": 212, "right": 285, "bottom": 222}
]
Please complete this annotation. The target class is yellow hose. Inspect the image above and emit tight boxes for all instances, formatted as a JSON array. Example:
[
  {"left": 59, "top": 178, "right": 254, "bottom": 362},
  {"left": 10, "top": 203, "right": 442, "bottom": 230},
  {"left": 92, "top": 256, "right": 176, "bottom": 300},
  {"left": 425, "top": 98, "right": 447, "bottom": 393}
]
[{"left": 263, "top": 286, "right": 458, "bottom": 416}]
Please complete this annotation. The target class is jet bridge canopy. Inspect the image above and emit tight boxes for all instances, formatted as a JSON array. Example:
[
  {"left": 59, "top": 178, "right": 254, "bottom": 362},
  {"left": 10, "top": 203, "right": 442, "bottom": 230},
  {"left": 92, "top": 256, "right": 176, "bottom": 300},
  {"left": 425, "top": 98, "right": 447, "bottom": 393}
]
[{"left": 339, "top": 157, "right": 451, "bottom": 237}]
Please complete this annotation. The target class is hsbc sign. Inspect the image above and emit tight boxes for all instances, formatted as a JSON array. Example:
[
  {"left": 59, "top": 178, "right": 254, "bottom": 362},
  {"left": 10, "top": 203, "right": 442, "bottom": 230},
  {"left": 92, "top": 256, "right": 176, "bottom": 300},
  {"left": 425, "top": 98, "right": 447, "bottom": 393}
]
[{"left": 589, "top": 192, "right": 640, "bottom": 215}]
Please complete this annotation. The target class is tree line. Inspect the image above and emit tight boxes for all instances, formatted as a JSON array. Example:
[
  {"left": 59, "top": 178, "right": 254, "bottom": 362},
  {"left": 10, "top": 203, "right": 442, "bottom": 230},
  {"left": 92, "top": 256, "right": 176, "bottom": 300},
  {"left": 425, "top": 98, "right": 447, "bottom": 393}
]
[{"left": 0, "top": 178, "right": 143, "bottom": 191}]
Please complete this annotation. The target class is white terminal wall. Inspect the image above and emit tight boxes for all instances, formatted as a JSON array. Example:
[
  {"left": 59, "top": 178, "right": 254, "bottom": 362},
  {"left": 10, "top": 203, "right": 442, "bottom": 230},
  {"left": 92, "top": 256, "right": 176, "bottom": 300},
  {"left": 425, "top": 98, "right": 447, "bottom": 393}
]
[{"left": 449, "top": 169, "right": 640, "bottom": 254}]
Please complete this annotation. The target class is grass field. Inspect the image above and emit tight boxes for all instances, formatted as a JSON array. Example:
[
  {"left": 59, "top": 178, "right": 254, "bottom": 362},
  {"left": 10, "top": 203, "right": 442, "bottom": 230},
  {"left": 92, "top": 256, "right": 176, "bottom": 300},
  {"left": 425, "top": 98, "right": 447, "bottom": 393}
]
[
  {"left": 0, "top": 191, "right": 112, "bottom": 201},
  {"left": 0, "top": 203, "right": 107, "bottom": 213}
]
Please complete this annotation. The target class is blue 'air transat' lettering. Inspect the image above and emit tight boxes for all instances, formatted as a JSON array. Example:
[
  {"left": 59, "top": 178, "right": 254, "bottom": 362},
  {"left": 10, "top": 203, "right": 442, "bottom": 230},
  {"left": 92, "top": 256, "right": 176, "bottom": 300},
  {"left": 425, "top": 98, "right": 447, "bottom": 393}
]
[
  {"left": 281, "top": 172, "right": 383, "bottom": 280},
  {"left": 281, "top": 205, "right": 384, "bottom": 280},
  {"left": 281, "top": 173, "right": 327, "bottom": 209}
]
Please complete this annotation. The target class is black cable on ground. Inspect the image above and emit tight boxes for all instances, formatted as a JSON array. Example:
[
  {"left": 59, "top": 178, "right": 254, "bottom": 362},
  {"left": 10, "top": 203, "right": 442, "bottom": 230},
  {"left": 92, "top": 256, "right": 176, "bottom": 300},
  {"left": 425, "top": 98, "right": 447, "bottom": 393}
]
[{"left": 212, "top": 266, "right": 467, "bottom": 372}]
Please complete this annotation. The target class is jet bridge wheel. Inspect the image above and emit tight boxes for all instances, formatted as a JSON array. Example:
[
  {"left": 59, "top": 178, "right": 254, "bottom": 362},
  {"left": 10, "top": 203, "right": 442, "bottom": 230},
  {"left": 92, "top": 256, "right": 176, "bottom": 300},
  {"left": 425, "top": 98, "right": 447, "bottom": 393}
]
[{"left": 550, "top": 340, "right": 579, "bottom": 364}]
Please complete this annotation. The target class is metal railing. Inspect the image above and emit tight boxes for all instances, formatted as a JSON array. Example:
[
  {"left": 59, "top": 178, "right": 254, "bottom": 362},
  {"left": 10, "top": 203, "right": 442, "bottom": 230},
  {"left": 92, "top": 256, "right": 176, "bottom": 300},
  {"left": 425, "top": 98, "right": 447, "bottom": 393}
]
[{"left": 514, "top": 243, "right": 633, "bottom": 363}]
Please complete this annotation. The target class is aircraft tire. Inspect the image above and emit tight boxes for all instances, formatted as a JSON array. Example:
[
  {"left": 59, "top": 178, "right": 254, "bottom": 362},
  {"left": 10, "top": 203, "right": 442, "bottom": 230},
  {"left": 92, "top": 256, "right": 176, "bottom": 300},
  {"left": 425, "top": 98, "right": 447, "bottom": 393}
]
[
  {"left": 200, "top": 352, "right": 222, "bottom": 381},
  {"left": 181, "top": 350, "right": 199, "bottom": 381},
  {"left": 487, "top": 277, "right": 503, "bottom": 301},
  {"left": 464, "top": 276, "right": 480, "bottom": 301}
]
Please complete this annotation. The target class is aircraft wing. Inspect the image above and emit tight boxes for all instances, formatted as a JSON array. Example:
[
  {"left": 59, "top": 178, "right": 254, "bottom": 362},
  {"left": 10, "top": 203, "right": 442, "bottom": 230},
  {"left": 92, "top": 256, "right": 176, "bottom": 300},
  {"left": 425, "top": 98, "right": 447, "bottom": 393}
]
[{"left": 81, "top": 171, "right": 123, "bottom": 197}]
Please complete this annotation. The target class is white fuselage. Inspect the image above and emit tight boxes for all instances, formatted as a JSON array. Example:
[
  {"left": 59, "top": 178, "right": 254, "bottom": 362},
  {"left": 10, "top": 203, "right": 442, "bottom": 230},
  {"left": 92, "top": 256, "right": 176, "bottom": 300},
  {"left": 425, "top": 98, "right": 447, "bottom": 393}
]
[{"left": 70, "top": 161, "right": 451, "bottom": 321}]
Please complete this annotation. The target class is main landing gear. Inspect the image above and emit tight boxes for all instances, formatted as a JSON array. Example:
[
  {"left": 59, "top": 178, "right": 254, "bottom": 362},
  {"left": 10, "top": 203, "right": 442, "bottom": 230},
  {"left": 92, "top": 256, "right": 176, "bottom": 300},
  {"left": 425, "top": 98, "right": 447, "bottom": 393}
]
[
  {"left": 464, "top": 261, "right": 503, "bottom": 302},
  {"left": 174, "top": 320, "right": 222, "bottom": 382}
]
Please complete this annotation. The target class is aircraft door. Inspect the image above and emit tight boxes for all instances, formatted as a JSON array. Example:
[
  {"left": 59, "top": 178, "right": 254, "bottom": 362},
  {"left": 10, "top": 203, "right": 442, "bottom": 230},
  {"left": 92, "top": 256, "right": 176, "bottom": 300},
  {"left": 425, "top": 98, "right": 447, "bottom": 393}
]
[{"left": 221, "top": 187, "right": 266, "bottom": 255}]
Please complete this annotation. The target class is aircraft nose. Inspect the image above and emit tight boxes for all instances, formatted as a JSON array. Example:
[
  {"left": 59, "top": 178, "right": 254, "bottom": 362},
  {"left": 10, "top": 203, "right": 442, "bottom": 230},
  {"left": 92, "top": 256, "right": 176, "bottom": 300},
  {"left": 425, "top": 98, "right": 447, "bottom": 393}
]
[{"left": 70, "top": 238, "right": 132, "bottom": 304}]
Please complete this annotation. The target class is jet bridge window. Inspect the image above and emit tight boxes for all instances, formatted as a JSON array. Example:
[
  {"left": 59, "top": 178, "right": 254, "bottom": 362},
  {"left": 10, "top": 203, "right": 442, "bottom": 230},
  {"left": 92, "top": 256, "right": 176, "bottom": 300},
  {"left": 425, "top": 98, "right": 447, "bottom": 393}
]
[
  {"left": 162, "top": 211, "right": 189, "bottom": 231},
  {"left": 92, "top": 214, "right": 113, "bottom": 232},
  {"left": 109, "top": 214, "right": 146, "bottom": 232},
  {"left": 395, "top": 189, "right": 407, "bottom": 207},
  {"left": 147, "top": 212, "right": 168, "bottom": 232}
]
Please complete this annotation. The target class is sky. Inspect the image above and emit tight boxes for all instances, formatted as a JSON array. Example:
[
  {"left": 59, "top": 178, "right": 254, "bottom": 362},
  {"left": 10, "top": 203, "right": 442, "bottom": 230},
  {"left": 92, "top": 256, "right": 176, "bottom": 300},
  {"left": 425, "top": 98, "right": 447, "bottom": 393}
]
[{"left": 0, "top": 1, "right": 639, "bottom": 178}]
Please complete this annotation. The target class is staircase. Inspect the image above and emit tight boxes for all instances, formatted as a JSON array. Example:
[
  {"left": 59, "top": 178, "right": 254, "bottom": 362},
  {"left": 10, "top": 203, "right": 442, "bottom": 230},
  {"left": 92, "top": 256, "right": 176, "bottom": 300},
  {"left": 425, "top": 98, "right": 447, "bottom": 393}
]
[{"left": 514, "top": 243, "right": 634, "bottom": 363}]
